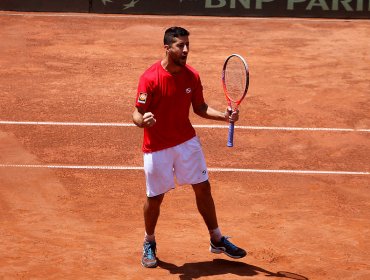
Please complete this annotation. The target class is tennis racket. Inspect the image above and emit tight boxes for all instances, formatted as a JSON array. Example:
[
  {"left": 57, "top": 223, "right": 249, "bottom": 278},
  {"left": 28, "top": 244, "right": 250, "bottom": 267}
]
[{"left": 222, "top": 54, "right": 249, "bottom": 147}]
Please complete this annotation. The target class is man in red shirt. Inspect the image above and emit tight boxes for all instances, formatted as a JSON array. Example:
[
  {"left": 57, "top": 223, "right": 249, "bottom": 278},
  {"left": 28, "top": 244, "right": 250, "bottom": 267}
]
[{"left": 133, "top": 26, "right": 246, "bottom": 268}]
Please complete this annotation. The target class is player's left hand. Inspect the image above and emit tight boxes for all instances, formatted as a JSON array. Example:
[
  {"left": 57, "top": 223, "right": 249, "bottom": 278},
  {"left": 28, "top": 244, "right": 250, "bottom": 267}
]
[{"left": 225, "top": 107, "right": 239, "bottom": 123}]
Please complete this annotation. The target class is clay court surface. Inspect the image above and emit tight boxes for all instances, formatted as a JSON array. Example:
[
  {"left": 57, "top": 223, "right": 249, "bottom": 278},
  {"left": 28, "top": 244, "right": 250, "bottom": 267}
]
[{"left": 0, "top": 11, "right": 369, "bottom": 279}]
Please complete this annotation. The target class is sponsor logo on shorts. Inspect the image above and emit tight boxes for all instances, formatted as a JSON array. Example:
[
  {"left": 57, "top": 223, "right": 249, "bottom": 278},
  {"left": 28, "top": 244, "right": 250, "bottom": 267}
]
[
  {"left": 138, "top": 92, "right": 147, "bottom": 104},
  {"left": 186, "top": 88, "right": 192, "bottom": 94},
  {"left": 202, "top": 170, "right": 207, "bottom": 175}
]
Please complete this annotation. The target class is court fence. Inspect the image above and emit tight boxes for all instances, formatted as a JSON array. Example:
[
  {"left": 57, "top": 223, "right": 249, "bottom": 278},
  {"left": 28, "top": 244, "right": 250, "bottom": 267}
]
[{"left": 1, "top": 0, "right": 369, "bottom": 19}]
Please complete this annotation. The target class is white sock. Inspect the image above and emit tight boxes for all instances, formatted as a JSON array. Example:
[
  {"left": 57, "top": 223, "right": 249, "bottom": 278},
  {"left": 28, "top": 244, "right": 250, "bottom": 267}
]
[
  {"left": 209, "top": 227, "right": 222, "bottom": 243},
  {"left": 144, "top": 232, "right": 156, "bottom": 243}
]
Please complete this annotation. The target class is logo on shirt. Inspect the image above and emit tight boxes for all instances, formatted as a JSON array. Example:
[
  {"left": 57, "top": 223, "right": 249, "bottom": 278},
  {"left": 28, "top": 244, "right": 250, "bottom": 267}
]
[
  {"left": 138, "top": 92, "right": 147, "bottom": 104},
  {"left": 186, "top": 88, "right": 192, "bottom": 94}
]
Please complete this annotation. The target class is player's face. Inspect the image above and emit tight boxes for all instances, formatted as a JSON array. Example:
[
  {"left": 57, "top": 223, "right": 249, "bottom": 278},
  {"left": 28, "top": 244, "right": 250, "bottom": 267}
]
[{"left": 167, "top": 36, "right": 189, "bottom": 67}]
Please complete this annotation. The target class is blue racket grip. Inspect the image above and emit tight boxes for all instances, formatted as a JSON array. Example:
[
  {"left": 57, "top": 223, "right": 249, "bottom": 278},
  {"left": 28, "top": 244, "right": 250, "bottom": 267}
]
[{"left": 227, "top": 121, "right": 235, "bottom": 147}]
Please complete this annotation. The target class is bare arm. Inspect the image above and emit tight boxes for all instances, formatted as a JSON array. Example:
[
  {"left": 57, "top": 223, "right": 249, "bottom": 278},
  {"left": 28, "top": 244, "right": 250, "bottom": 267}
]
[
  {"left": 193, "top": 103, "right": 239, "bottom": 123},
  {"left": 132, "top": 107, "right": 156, "bottom": 128}
]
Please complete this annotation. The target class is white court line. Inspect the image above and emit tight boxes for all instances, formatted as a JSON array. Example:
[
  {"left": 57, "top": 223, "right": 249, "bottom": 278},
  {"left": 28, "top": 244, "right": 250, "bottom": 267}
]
[
  {"left": 0, "top": 121, "right": 135, "bottom": 127},
  {"left": 0, "top": 121, "right": 369, "bottom": 132},
  {"left": 0, "top": 164, "right": 368, "bottom": 175}
]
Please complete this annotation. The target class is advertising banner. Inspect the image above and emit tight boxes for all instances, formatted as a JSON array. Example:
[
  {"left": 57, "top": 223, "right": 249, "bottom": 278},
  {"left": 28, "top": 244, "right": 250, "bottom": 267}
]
[
  {"left": 92, "top": 0, "right": 370, "bottom": 19},
  {"left": 0, "top": 0, "right": 369, "bottom": 18}
]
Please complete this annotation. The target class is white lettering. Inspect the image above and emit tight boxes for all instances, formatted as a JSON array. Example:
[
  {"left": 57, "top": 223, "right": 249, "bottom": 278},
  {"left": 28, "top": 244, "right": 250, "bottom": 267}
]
[
  {"left": 241, "top": 0, "right": 252, "bottom": 8},
  {"left": 356, "top": 0, "right": 363, "bottom": 10},
  {"left": 206, "top": 0, "right": 369, "bottom": 11},
  {"left": 205, "top": 0, "right": 251, "bottom": 8},
  {"left": 332, "top": 0, "right": 353, "bottom": 10},
  {"left": 231, "top": 0, "right": 251, "bottom": 9},
  {"left": 256, "top": 0, "right": 275, "bottom": 9},
  {"left": 205, "top": 0, "right": 226, "bottom": 8},
  {"left": 287, "top": 0, "right": 306, "bottom": 10},
  {"left": 307, "top": 0, "right": 330, "bottom": 10}
]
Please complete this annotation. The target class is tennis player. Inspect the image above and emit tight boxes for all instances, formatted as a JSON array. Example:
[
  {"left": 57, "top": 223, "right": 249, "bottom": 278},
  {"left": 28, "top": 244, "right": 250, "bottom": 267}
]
[{"left": 133, "top": 26, "right": 247, "bottom": 268}]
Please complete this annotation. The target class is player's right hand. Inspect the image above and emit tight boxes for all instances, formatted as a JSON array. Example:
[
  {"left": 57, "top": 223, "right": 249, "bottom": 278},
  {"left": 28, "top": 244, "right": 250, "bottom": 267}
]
[{"left": 142, "top": 112, "right": 156, "bottom": 127}]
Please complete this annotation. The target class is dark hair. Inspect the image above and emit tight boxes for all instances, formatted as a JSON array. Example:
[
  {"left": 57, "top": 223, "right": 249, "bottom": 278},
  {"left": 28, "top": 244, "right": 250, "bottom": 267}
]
[{"left": 163, "top": 26, "right": 190, "bottom": 45}]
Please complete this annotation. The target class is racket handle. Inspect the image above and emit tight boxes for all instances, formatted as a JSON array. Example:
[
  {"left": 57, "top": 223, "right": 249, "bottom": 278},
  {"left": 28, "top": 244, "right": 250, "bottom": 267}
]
[{"left": 227, "top": 122, "right": 235, "bottom": 147}]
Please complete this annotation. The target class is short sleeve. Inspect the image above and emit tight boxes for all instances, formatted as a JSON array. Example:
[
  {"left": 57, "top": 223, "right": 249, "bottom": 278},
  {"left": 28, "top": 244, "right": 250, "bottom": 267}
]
[{"left": 135, "top": 75, "right": 153, "bottom": 111}]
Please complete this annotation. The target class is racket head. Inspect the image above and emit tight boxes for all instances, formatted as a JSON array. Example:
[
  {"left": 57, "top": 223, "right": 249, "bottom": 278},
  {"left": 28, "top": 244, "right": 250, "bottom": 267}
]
[{"left": 222, "top": 54, "right": 249, "bottom": 108}]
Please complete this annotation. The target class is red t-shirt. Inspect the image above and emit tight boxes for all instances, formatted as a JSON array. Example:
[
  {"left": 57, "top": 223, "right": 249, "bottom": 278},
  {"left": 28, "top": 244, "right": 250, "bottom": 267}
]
[{"left": 135, "top": 61, "right": 205, "bottom": 153}]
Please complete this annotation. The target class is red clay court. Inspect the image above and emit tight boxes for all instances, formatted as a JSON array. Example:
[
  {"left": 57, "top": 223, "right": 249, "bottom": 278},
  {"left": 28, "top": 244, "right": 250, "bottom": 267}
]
[{"left": 0, "top": 12, "right": 369, "bottom": 280}]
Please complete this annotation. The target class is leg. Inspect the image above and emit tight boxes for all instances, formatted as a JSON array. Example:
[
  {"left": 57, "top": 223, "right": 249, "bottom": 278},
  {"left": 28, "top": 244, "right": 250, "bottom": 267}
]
[
  {"left": 192, "top": 180, "right": 247, "bottom": 259},
  {"left": 144, "top": 193, "right": 164, "bottom": 236},
  {"left": 142, "top": 147, "right": 175, "bottom": 268},
  {"left": 192, "top": 180, "right": 218, "bottom": 231},
  {"left": 142, "top": 193, "right": 164, "bottom": 268}
]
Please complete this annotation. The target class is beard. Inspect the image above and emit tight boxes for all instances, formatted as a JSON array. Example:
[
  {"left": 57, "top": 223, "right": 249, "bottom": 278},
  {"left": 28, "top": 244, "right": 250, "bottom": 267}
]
[{"left": 170, "top": 52, "right": 187, "bottom": 67}]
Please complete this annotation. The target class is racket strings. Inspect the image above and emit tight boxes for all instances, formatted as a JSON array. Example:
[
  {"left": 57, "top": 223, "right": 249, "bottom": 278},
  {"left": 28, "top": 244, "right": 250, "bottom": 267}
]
[{"left": 224, "top": 58, "right": 247, "bottom": 102}]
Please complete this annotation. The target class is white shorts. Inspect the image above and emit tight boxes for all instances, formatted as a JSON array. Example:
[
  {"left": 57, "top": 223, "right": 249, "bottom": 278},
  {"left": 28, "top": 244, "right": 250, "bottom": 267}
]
[{"left": 143, "top": 136, "right": 208, "bottom": 197}]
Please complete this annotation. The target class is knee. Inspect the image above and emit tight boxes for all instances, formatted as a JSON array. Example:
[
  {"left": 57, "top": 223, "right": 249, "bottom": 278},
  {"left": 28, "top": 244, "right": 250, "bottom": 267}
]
[
  {"left": 192, "top": 180, "right": 212, "bottom": 197},
  {"left": 146, "top": 194, "right": 164, "bottom": 208}
]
